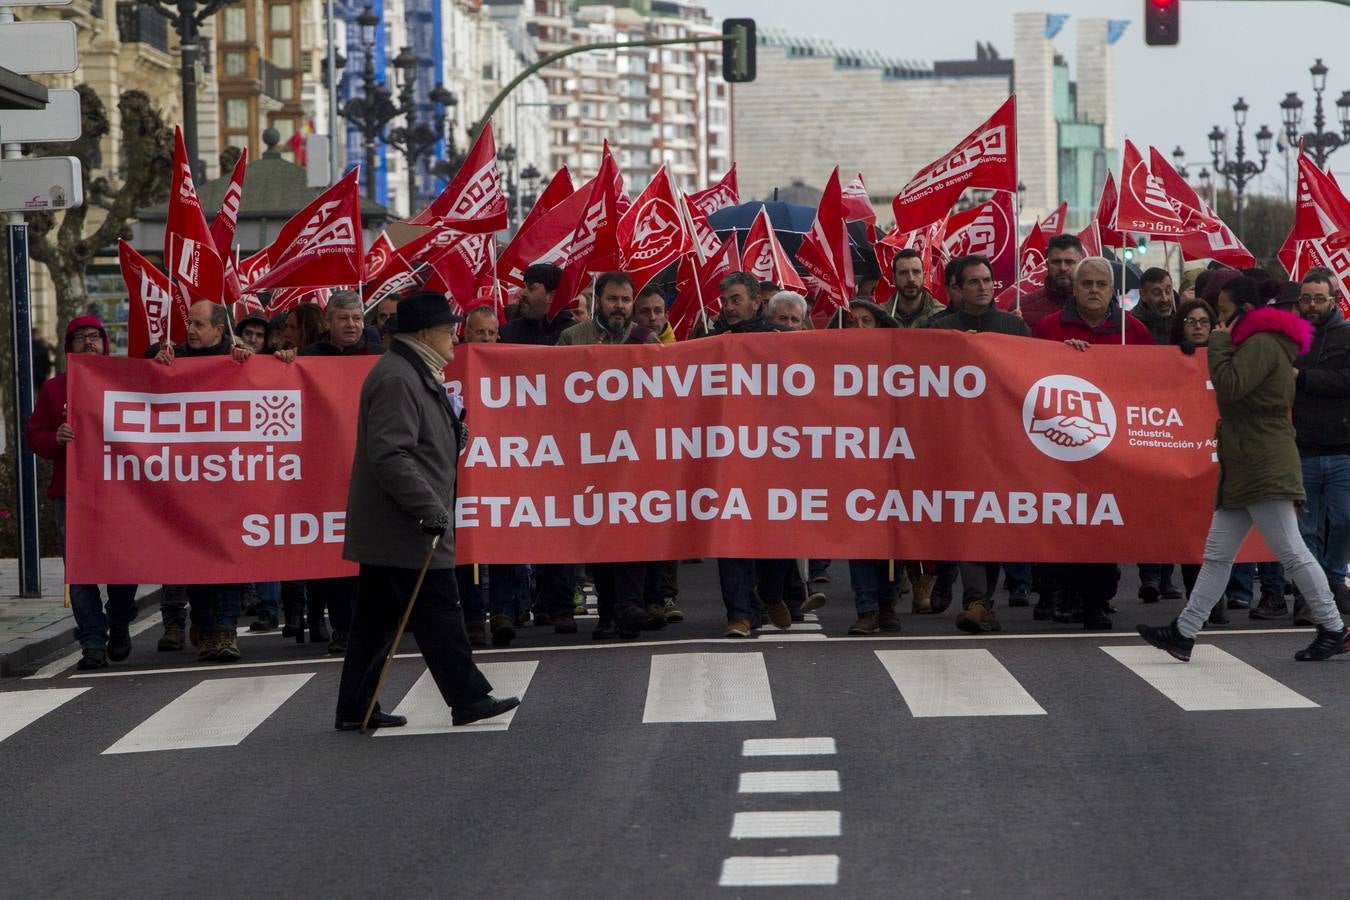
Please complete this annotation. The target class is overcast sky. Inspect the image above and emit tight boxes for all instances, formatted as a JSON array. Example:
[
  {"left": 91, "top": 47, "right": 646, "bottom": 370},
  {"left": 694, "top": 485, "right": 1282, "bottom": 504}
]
[{"left": 701, "top": 0, "right": 1350, "bottom": 198}]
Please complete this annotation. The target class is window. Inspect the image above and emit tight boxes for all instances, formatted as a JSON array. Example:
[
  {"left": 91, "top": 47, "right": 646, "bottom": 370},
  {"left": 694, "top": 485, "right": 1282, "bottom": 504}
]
[
  {"left": 278, "top": 77, "right": 294, "bottom": 100},
  {"left": 271, "top": 117, "right": 296, "bottom": 143},
  {"left": 269, "top": 37, "right": 292, "bottom": 68},
  {"left": 225, "top": 98, "right": 249, "bottom": 130},
  {"left": 268, "top": 4, "right": 291, "bottom": 31},
  {"left": 221, "top": 6, "right": 246, "bottom": 42},
  {"left": 223, "top": 52, "right": 247, "bottom": 77}
]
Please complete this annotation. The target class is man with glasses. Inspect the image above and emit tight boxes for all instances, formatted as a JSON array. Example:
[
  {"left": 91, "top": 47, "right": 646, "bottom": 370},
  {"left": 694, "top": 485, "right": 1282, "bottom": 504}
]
[
  {"left": 1293, "top": 268, "right": 1350, "bottom": 614},
  {"left": 28, "top": 316, "right": 140, "bottom": 669}
]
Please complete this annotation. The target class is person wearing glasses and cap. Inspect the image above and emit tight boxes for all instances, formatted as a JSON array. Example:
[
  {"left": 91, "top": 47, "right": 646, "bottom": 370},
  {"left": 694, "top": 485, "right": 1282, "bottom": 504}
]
[{"left": 335, "top": 291, "right": 519, "bottom": 731}]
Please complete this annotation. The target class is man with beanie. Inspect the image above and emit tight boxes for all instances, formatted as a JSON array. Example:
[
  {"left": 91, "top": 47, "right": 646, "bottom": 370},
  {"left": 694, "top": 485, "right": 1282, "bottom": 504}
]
[
  {"left": 336, "top": 291, "right": 518, "bottom": 730},
  {"left": 27, "top": 316, "right": 140, "bottom": 669}
]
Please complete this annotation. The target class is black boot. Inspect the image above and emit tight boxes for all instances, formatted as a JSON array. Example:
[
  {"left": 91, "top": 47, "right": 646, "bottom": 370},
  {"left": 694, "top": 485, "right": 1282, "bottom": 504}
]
[
  {"left": 308, "top": 595, "right": 330, "bottom": 644},
  {"left": 281, "top": 582, "right": 307, "bottom": 643}
]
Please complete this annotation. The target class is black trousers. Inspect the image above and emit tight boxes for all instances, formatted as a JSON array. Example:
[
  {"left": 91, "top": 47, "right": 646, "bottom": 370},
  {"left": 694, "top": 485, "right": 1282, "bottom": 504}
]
[
  {"left": 592, "top": 561, "right": 647, "bottom": 622},
  {"left": 533, "top": 563, "right": 577, "bottom": 617},
  {"left": 336, "top": 564, "right": 493, "bottom": 718},
  {"left": 309, "top": 576, "right": 358, "bottom": 633}
]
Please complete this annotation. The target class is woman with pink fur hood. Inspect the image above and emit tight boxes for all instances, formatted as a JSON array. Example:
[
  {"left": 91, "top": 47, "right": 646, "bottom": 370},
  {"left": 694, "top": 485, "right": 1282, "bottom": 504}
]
[{"left": 1138, "top": 275, "right": 1349, "bottom": 662}]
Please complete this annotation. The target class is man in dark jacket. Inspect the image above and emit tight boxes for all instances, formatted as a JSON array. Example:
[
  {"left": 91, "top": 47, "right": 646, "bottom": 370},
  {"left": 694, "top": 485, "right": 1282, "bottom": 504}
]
[
  {"left": 1017, "top": 234, "right": 1083, "bottom": 328},
  {"left": 927, "top": 255, "right": 1032, "bottom": 337},
  {"left": 709, "top": 271, "right": 784, "bottom": 336},
  {"left": 336, "top": 291, "right": 518, "bottom": 730},
  {"left": 499, "top": 262, "right": 576, "bottom": 345},
  {"left": 1133, "top": 267, "right": 1177, "bottom": 344},
  {"left": 150, "top": 300, "right": 250, "bottom": 662},
  {"left": 28, "top": 316, "right": 139, "bottom": 670},
  {"left": 1293, "top": 267, "right": 1350, "bottom": 614}
]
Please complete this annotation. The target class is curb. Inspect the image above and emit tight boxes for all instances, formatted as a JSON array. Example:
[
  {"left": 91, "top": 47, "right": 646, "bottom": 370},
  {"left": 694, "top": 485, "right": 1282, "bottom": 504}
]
[{"left": 0, "top": 588, "right": 164, "bottom": 677}]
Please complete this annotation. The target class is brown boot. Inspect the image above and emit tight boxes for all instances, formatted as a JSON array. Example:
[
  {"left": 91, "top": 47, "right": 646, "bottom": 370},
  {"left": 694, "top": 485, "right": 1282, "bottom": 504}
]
[
  {"left": 877, "top": 606, "right": 902, "bottom": 633},
  {"left": 724, "top": 618, "right": 752, "bottom": 638},
  {"left": 955, "top": 603, "right": 1001, "bottom": 634},
  {"left": 911, "top": 574, "right": 935, "bottom": 614},
  {"left": 215, "top": 630, "right": 241, "bottom": 663},
  {"left": 765, "top": 600, "right": 792, "bottom": 630},
  {"left": 158, "top": 621, "right": 185, "bottom": 652},
  {"left": 196, "top": 630, "right": 220, "bottom": 662},
  {"left": 848, "top": 612, "right": 881, "bottom": 635}
]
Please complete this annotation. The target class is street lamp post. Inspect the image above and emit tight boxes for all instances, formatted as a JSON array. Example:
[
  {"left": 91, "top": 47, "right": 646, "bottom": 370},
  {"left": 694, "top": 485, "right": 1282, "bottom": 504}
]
[
  {"left": 384, "top": 48, "right": 453, "bottom": 215},
  {"left": 497, "top": 143, "right": 517, "bottom": 226},
  {"left": 340, "top": 5, "right": 397, "bottom": 200},
  {"left": 1209, "top": 97, "right": 1272, "bottom": 240},
  {"left": 1280, "top": 58, "right": 1350, "bottom": 169},
  {"left": 144, "top": 0, "right": 238, "bottom": 180},
  {"left": 1171, "top": 145, "right": 1188, "bottom": 180},
  {"left": 519, "top": 163, "right": 542, "bottom": 220}
]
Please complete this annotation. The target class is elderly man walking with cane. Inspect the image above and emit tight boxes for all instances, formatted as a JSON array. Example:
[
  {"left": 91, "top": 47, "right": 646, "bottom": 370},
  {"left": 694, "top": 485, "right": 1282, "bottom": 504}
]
[{"left": 335, "top": 291, "right": 519, "bottom": 731}]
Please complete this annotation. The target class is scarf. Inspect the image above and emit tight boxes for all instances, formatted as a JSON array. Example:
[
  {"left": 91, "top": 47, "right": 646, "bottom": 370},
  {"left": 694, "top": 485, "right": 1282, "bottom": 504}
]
[{"left": 395, "top": 334, "right": 450, "bottom": 384}]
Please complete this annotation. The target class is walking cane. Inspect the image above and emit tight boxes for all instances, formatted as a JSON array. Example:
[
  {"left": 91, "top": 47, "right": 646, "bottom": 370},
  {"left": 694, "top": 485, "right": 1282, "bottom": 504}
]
[{"left": 359, "top": 534, "right": 440, "bottom": 734}]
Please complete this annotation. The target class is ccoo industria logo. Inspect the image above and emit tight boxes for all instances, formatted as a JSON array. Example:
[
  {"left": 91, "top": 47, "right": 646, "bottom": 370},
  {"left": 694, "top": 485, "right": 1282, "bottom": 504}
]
[
  {"left": 1021, "top": 375, "right": 1116, "bottom": 462},
  {"left": 103, "top": 391, "right": 302, "bottom": 443}
]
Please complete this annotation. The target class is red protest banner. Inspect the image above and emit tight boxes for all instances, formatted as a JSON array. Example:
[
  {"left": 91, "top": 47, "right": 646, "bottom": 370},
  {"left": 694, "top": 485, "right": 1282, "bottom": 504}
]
[
  {"left": 67, "top": 332, "right": 1259, "bottom": 584},
  {"left": 66, "top": 356, "right": 373, "bottom": 584}
]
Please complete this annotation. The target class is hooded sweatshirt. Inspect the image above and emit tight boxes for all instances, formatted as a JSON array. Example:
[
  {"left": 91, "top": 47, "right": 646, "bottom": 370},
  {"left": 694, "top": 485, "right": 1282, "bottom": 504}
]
[{"left": 27, "top": 316, "right": 110, "bottom": 499}]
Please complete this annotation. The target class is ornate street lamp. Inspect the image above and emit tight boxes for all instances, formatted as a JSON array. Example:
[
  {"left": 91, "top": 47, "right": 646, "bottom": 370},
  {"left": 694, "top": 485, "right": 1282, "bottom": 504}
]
[
  {"left": 1279, "top": 58, "right": 1350, "bottom": 168},
  {"left": 1209, "top": 97, "right": 1271, "bottom": 240}
]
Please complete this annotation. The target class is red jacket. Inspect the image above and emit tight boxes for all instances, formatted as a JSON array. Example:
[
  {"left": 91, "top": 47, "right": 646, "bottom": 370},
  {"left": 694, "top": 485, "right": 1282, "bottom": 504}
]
[
  {"left": 27, "top": 315, "right": 110, "bottom": 498},
  {"left": 1032, "top": 301, "right": 1155, "bottom": 346},
  {"left": 1016, "top": 282, "right": 1075, "bottom": 329}
]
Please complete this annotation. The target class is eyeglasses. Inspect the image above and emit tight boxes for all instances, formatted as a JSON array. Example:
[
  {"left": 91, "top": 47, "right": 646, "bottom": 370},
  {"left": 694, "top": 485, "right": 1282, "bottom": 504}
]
[
  {"left": 1181, "top": 317, "right": 1211, "bottom": 327},
  {"left": 70, "top": 331, "right": 103, "bottom": 345},
  {"left": 1299, "top": 294, "right": 1332, "bottom": 304}
]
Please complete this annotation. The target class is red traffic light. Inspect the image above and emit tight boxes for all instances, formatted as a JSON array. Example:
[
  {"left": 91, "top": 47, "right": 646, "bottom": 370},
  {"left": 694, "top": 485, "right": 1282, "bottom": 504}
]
[{"left": 1145, "top": 0, "right": 1180, "bottom": 45}]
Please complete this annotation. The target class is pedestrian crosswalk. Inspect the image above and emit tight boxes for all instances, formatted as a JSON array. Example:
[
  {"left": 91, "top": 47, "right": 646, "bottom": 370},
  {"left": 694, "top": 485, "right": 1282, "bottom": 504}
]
[{"left": 0, "top": 642, "right": 1337, "bottom": 755}]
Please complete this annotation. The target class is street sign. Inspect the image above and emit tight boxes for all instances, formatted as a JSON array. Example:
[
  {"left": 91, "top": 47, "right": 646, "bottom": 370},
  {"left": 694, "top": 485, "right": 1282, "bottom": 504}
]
[
  {"left": 0, "top": 156, "right": 83, "bottom": 212},
  {"left": 0, "top": 21, "right": 78, "bottom": 74},
  {"left": 0, "top": 0, "right": 73, "bottom": 5},
  {"left": 0, "top": 89, "right": 80, "bottom": 142}
]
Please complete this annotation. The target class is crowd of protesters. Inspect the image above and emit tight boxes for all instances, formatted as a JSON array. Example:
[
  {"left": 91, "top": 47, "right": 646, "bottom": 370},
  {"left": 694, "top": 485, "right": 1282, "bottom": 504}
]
[{"left": 30, "top": 232, "right": 1350, "bottom": 668}]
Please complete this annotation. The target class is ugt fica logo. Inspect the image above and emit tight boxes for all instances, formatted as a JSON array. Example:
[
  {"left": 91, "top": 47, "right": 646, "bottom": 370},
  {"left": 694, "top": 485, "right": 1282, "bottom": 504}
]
[{"left": 1021, "top": 375, "right": 1116, "bottom": 462}]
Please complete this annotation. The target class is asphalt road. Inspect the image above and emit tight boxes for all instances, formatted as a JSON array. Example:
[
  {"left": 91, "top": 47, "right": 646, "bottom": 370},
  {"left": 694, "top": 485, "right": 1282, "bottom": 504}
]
[{"left": 3, "top": 561, "right": 1348, "bottom": 899}]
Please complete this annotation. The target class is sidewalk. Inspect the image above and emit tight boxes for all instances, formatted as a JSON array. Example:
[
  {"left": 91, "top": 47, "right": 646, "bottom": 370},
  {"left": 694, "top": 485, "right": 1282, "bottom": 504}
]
[{"left": 0, "top": 559, "right": 161, "bottom": 676}]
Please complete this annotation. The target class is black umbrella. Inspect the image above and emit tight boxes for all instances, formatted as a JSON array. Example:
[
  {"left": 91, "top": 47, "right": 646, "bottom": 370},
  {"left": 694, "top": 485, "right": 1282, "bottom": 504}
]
[{"left": 707, "top": 201, "right": 881, "bottom": 280}]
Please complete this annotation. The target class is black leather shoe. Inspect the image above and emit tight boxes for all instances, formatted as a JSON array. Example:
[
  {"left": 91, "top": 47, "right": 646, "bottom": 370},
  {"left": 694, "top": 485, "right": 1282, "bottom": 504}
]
[
  {"left": 248, "top": 613, "right": 278, "bottom": 633},
  {"left": 592, "top": 619, "right": 618, "bottom": 640},
  {"left": 334, "top": 710, "right": 408, "bottom": 731},
  {"left": 452, "top": 695, "right": 520, "bottom": 727},
  {"left": 618, "top": 607, "right": 649, "bottom": 640},
  {"left": 77, "top": 648, "right": 108, "bottom": 670},
  {"left": 107, "top": 625, "right": 132, "bottom": 662}
]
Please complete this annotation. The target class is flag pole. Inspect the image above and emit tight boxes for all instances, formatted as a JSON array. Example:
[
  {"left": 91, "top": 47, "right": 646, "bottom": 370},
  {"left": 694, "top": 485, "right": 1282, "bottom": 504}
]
[
  {"left": 164, "top": 234, "right": 177, "bottom": 345},
  {"left": 1014, "top": 92, "right": 1022, "bottom": 313}
]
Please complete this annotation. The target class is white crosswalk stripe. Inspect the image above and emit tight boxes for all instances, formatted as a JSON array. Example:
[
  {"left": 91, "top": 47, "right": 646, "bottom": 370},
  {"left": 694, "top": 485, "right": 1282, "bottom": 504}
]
[
  {"left": 103, "top": 674, "right": 313, "bottom": 754},
  {"left": 719, "top": 855, "right": 840, "bottom": 886},
  {"left": 875, "top": 648, "right": 1047, "bottom": 717},
  {"left": 642, "top": 652, "right": 776, "bottom": 723},
  {"left": 1103, "top": 644, "right": 1319, "bottom": 711},
  {"left": 378, "top": 661, "right": 538, "bottom": 736},
  {"left": 0, "top": 687, "right": 89, "bottom": 743}
]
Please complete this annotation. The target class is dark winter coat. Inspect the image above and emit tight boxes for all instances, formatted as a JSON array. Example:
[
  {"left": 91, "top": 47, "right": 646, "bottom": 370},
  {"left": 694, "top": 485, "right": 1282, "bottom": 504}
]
[
  {"left": 499, "top": 311, "right": 576, "bottom": 346},
  {"left": 1293, "top": 307, "right": 1350, "bottom": 457},
  {"left": 926, "top": 304, "right": 1031, "bottom": 337}
]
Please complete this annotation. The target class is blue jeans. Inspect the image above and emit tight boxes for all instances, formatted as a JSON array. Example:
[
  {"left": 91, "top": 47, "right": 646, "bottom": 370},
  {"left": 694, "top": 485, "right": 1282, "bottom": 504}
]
[
  {"left": 1300, "top": 454, "right": 1350, "bottom": 584},
  {"left": 1003, "top": 563, "right": 1032, "bottom": 595},
  {"left": 253, "top": 582, "right": 280, "bottom": 618},
  {"left": 848, "top": 560, "right": 900, "bottom": 615},
  {"left": 187, "top": 584, "right": 243, "bottom": 632},
  {"left": 1225, "top": 562, "right": 1286, "bottom": 607},
  {"left": 1137, "top": 564, "right": 1177, "bottom": 592},
  {"left": 717, "top": 558, "right": 791, "bottom": 624},
  {"left": 55, "top": 499, "right": 138, "bottom": 649}
]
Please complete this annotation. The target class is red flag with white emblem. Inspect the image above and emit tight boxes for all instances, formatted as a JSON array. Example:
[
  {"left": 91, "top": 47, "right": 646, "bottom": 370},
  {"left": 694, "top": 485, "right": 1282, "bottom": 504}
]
[
  {"left": 1113, "top": 139, "right": 1187, "bottom": 237},
  {"left": 409, "top": 123, "right": 508, "bottom": 233},
  {"left": 796, "top": 167, "right": 855, "bottom": 314},
  {"left": 1094, "top": 171, "right": 1126, "bottom": 249},
  {"left": 841, "top": 173, "right": 876, "bottom": 225},
  {"left": 892, "top": 96, "right": 1017, "bottom": 232},
  {"left": 1148, "top": 146, "right": 1255, "bottom": 268},
  {"left": 249, "top": 169, "right": 364, "bottom": 291},
  {"left": 363, "top": 232, "right": 395, "bottom": 281},
  {"left": 938, "top": 191, "right": 1017, "bottom": 293},
  {"left": 165, "top": 127, "right": 224, "bottom": 306},
  {"left": 670, "top": 234, "right": 739, "bottom": 339},
  {"left": 742, "top": 205, "right": 806, "bottom": 291},
  {"left": 119, "top": 239, "right": 186, "bottom": 358},
  {"left": 619, "top": 166, "right": 690, "bottom": 294},
  {"left": 1039, "top": 201, "right": 1067, "bottom": 238},
  {"left": 548, "top": 151, "right": 622, "bottom": 318},
  {"left": 517, "top": 167, "right": 574, "bottom": 239},
  {"left": 496, "top": 178, "right": 593, "bottom": 287},
  {"left": 687, "top": 164, "right": 739, "bottom": 217},
  {"left": 209, "top": 148, "right": 247, "bottom": 261}
]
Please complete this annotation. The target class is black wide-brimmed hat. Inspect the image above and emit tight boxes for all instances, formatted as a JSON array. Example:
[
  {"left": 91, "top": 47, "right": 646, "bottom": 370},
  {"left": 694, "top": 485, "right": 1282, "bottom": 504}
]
[{"left": 390, "top": 291, "right": 464, "bottom": 332}]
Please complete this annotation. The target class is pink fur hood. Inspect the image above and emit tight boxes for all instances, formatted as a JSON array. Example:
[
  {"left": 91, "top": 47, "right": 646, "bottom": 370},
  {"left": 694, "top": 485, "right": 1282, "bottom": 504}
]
[{"left": 1230, "top": 305, "right": 1314, "bottom": 354}]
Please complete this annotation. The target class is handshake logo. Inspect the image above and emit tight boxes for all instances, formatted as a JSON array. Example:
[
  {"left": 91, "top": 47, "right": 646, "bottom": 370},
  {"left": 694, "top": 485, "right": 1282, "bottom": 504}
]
[{"left": 1022, "top": 375, "right": 1116, "bottom": 462}]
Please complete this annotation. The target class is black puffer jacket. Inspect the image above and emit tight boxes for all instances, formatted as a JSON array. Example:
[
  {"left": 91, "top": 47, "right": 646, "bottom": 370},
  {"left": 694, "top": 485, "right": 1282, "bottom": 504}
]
[{"left": 1293, "top": 307, "right": 1350, "bottom": 456}]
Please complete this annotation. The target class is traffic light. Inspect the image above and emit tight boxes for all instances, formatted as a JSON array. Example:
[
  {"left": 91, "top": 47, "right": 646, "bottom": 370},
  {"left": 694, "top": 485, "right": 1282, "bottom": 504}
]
[
  {"left": 1144, "top": 0, "right": 1180, "bottom": 46},
  {"left": 722, "top": 18, "right": 756, "bottom": 83},
  {"left": 1135, "top": 235, "right": 1149, "bottom": 256}
]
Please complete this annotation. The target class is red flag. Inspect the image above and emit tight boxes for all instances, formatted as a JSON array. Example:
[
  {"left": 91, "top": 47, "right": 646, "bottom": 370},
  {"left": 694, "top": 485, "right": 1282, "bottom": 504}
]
[
  {"left": 618, "top": 167, "right": 690, "bottom": 294},
  {"left": 1039, "top": 201, "right": 1068, "bottom": 238},
  {"left": 892, "top": 96, "right": 1017, "bottom": 232},
  {"left": 209, "top": 148, "right": 247, "bottom": 261},
  {"left": 1300, "top": 234, "right": 1350, "bottom": 318},
  {"left": 363, "top": 232, "right": 395, "bottom": 281},
  {"left": 1293, "top": 151, "right": 1350, "bottom": 242},
  {"left": 238, "top": 248, "right": 271, "bottom": 286},
  {"left": 742, "top": 205, "right": 806, "bottom": 291},
  {"left": 1144, "top": 146, "right": 1253, "bottom": 267},
  {"left": 1018, "top": 217, "right": 1048, "bottom": 275},
  {"left": 496, "top": 178, "right": 593, "bottom": 287},
  {"left": 119, "top": 239, "right": 186, "bottom": 358},
  {"left": 517, "top": 167, "right": 574, "bottom": 239},
  {"left": 548, "top": 151, "right": 621, "bottom": 318},
  {"left": 1113, "top": 139, "right": 1187, "bottom": 237},
  {"left": 1079, "top": 220, "right": 1103, "bottom": 257},
  {"left": 165, "top": 126, "right": 224, "bottom": 306},
  {"left": 682, "top": 195, "right": 722, "bottom": 260},
  {"left": 425, "top": 233, "right": 493, "bottom": 305},
  {"left": 409, "top": 123, "right": 507, "bottom": 233},
  {"left": 670, "top": 234, "right": 738, "bottom": 338},
  {"left": 1092, "top": 171, "right": 1126, "bottom": 249},
  {"left": 249, "top": 169, "right": 364, "bottom": 291},
  {"left": 841, "top": 173, "right": 876, "bottom": 225},
  {"left": 687, "top": 164, "right": 739, "bottom": 217},
  {"left": 938, "top": 191, "right": 1017, "bottom": 292},
  {"left": 796, "top": 167, "right": 855, "bottom": 313},
  {"left": 267, "top": 287, "right": 330, "bottom": 316}
]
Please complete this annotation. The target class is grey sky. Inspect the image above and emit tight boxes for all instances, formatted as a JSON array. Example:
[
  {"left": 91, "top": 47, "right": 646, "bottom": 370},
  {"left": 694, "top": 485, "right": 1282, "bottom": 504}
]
[{"left": 701, "top": 0, "right": 1350, "bottom": 199}]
